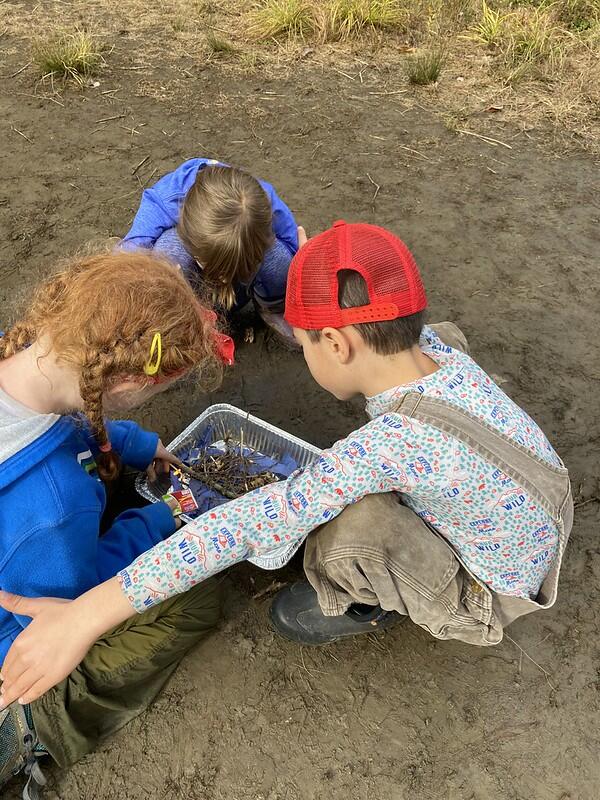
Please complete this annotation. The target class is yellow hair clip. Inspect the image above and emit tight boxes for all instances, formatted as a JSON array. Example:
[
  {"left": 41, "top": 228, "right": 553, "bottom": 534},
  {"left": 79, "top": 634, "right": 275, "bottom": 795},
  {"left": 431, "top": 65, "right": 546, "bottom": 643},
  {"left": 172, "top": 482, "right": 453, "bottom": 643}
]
[{"left": 144, "top": 332, "right": 162, "bottom": 376}]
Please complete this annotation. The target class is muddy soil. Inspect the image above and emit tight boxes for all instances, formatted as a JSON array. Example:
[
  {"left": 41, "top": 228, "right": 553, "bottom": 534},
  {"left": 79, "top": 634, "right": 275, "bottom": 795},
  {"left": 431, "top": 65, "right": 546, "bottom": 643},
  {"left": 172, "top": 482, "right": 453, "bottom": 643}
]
[{"left": 1, "top": 31, "right": 600, "bottom": 800}]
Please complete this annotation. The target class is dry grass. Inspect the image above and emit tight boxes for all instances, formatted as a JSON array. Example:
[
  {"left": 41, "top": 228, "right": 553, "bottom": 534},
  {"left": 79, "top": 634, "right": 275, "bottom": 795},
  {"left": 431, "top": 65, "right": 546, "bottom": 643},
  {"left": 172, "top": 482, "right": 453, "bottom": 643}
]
[
  {"left": 32, "top": 29, "right": 103, "bottom": 82},
  {"left": 467, "top": 2, "right": 577, "bottom": 82},
  {"left": 1, "top": 0, "right": 598, "bottom": 150},
  {"left": 326, "top": 0, "right": 406, "bottom": 39},
  {"left": 206, "top": 30, "right": 238, "bottom": 53},
  {"left": 504, "top": 8, "right": 568, "bottom": 79}
]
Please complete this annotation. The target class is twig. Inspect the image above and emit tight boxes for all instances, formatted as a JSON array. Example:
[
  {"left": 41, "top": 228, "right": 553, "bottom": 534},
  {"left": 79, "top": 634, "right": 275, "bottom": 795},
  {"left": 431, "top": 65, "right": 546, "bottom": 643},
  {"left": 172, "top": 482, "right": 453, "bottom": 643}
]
[
  {"left": 119, "top": 124, "right": 143, "bottom": 136},
  {"left": 142, "top": 167, "right": 157, "bottom": 189},
  {"left": 368, "top": 90, "right": 408, "bottom": 96},
  {"left": 96, "top": 113, "right": 126, "bottom": 123},
  {"left": 15, "top": 91, "right": 64, "bottom": 107},
  {"left": 574, "top": 496, "right": 599, "bottom": 510},
  {"left": 505, "top": 633, "right": 556, "bottom": 691},
  {"left": 457, "top": 129, "right": 513, "bottom": 150},
  {"left": 332, "top": 67, "right": 356, "bottom": 81},
  {"left": 252, "top": 580, "right": 287, "bottom": 601},
  {"left": 131, "top": 155, "right": 150, "bottom": 175},
  {"left": 366, "top": 173, "right": 380, "bottom": 203},
  {"left": 7, "top": 62, "right": 31, "bottom": 79},
  {"left": 10, "top": 125, "right": 32, "bottom": 143},
  {"left": 396, "top": 143, "right": 430, "bottom": 161}
]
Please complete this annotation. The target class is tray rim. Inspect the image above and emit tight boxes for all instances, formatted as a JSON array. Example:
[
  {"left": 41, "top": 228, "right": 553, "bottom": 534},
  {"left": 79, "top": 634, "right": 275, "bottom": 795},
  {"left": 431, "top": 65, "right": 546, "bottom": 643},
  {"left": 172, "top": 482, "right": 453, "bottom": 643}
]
[
  {"left": 135, "top": 402, "right": 321, "bottom": 507},
  {"left": 163, "top": 402, "right": 322, "bottom": 456},
  {"left": 136, "top": 403, "right": 323, "bottom": 571}
]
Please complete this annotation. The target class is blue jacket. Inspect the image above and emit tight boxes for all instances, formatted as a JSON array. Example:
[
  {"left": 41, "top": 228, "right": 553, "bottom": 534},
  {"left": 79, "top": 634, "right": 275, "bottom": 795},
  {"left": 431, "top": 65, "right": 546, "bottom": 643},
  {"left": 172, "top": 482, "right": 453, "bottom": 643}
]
[
  {"left": 122, "top": 158, "right": 298, "bottom": 310},
  {"left": 123, "top": 158, "right": 298, "bottom": 255},
  {"left": 0, "top": 410, "right": 176, "bottom": 665}
]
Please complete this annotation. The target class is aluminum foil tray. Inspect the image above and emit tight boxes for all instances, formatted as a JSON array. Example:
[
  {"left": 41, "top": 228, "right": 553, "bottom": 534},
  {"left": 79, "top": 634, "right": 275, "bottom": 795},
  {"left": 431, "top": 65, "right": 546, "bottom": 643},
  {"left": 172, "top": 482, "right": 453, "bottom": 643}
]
[{"left": 136, "top": 403, "right": 322, "bottom": 568}]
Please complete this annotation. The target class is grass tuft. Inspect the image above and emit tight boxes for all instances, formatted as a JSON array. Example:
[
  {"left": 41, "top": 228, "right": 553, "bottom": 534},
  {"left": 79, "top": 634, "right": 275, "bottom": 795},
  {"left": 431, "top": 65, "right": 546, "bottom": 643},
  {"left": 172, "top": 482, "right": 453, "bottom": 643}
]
[
  {"left": 470, "top": 0, "right": 509, "bottom": 45},
  {"left": 405, "top": 47, "right": 446, "bottom": 83},
  {"left": 505, "top": 8, "right": 568, "bottom": 76},
  {"left": 250, "top": 0, "right": 316, "bottom": 39},
  {"left": 206, "top": 30, "right": 237, "bottom": 53},
  {"left": 32, "top": 30, "right": 103, "bottom": 82},
  {"left": 327, "top": 0, "right": 406, "bottom": 39},
  {"left": 552, "top": 0, "right": 600, "bottom": 31}
]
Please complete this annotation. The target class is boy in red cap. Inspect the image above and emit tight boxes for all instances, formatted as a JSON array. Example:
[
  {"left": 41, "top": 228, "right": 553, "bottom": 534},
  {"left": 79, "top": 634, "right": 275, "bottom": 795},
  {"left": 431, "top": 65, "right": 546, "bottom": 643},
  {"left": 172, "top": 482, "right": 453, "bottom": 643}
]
[
  {"left": 265, "top": 220, "right": 573, "bottom": 644},
  {"left": 0, "top": 222, "right": 574, "bottom": 713}
]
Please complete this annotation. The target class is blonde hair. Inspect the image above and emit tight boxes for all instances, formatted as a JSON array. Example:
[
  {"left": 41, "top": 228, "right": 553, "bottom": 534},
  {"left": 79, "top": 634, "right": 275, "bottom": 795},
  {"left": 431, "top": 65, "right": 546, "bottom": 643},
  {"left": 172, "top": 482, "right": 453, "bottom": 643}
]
[
  {"left": 177, "top": 165, "right": 273, "bottom": 308},
  {"left": 0, "top": 251, "right": 223, "bottom": 480}
]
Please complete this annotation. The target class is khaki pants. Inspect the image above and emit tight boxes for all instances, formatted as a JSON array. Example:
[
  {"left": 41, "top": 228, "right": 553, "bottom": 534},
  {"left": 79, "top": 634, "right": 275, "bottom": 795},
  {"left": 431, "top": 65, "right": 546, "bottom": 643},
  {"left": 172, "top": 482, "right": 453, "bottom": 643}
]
[
  {"left": 31, "top": 579, "right": 222, "bottom": 767},
  {"left": 304, "top": 493, "right": 508, "bottom": 646}
]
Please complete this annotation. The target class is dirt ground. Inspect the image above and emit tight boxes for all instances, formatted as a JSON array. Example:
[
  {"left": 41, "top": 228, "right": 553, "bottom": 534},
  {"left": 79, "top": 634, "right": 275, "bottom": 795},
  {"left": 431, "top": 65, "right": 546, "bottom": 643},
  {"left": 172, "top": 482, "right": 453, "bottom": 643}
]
[{"left": 2, "top": 16, "right": 600, "bottom": 800}]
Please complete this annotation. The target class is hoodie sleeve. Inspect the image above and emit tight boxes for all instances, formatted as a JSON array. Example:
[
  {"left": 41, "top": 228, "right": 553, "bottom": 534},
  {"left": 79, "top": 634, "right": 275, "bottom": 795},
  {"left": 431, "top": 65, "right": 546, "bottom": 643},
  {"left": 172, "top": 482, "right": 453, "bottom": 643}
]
[
  {"left": 258, "top": 178, "right": 298, "bottom": 256},
  {"left": 104, "top": 420, "right": 159, "bottom": 471},
  {"left": 1, "top": 504, "right": 177, "bottom": 633},
  {"left": 80, "top": 418, "right": 158, "bottom": 471},
  {"left": 121, "top": 158, "right": 211, "bottom": 249}
]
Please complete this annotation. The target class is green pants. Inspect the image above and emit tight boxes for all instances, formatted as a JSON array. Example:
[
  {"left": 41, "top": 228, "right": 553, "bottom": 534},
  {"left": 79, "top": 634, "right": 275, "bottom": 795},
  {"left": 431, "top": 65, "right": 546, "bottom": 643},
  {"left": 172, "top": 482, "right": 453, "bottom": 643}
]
[{"left": 31, "top": 579, "right": 222, "bottom": 768}]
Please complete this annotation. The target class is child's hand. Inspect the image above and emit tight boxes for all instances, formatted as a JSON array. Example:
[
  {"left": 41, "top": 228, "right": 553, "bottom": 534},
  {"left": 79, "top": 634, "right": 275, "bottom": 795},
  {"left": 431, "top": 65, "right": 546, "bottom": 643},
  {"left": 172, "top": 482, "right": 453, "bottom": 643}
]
[
  {"left": 0, "top": 579, "right": 134, "bottom": 706},
  {"left": 0, "top": 593, "right": 96, "bottom": 707},
  {"left": 147, "top": 439, "right": 182, "bottom": 482},
  {"left": 297, "top": 225, "right": 308, "bottom": 248},
  {"left": 162, "top": 494, "right": 184, "bottom": 529}
]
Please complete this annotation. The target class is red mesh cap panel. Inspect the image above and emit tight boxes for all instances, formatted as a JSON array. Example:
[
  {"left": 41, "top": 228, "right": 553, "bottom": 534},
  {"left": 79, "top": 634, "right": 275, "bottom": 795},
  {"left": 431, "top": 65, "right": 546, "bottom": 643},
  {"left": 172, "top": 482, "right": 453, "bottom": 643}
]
[{"left": 285, "top": 221, "right": 427, "bottom": 329}]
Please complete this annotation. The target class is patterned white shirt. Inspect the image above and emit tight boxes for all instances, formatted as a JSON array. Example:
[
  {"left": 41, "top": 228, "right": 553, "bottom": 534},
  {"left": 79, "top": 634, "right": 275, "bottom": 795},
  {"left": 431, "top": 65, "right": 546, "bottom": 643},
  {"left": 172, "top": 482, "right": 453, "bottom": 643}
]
[{"left": 119, "top": 327, "right": 561, "bottom": 610}]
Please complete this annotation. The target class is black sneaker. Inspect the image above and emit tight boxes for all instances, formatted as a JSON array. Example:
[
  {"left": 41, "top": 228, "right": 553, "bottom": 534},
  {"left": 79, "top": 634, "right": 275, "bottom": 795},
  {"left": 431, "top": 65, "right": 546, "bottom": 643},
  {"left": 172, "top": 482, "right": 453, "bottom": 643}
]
[
  {"left": 269, "top": 581, "right": 401, "bottom": 645},
  {"left": 1, "top": 703, "right": 47, "bottom": 799}
]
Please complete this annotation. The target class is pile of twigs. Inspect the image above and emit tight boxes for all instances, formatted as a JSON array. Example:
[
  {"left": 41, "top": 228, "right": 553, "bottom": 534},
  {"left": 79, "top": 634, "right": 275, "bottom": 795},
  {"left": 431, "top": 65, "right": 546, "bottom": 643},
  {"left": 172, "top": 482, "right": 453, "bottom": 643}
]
[{"left": 176, "top": 431, "right": 279, "bottom": 499}]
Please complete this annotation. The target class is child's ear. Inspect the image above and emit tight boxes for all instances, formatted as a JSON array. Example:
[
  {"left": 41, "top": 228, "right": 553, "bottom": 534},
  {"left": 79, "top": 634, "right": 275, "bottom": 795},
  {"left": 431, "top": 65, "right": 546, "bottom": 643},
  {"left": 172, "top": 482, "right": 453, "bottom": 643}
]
[{"left": 322, "top": 327, "right": 352, "bottom": 364}]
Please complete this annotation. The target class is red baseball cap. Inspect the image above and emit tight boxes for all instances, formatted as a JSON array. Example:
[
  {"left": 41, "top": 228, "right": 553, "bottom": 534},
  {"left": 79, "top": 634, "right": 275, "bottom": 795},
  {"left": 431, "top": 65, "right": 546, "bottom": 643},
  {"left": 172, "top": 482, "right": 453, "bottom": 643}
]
[{"left": 284, "top": 220, "right": 427, "bottom": 330}]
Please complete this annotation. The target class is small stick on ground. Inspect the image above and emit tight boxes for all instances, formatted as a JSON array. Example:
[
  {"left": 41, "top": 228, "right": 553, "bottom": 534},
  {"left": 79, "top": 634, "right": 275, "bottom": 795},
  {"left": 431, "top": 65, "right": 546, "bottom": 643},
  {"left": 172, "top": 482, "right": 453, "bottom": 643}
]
[
  {"left": 16, "top": 91, "right": 64, "bottom": 107},
  {"left": 332, "top": 67, "right": 356, "bottom": 81},
  {"left": 96, "top": 113, "right": 126, "bottom": 123},
  {"left": 10, "top": 125, "right": 32, "bottom": 143},
  {"left": 457, "top": 129, "right": 513, "bottom": 150},
  {"left": 574, "top": 496, "right": 600, "bottom": 509},
  {"left": 505, "top": 633, "right": 556, "bottom": 691},
  {"left": 252, "top": 580, "right": 287, "bottom": 600},
  {"left": 368, "top": 90, "right": 408, "bottom": 96},
  {"left": 396, "top": 143, "right": 431, "bottom": 161},
  {"left": 131, "top": 155, "right": 150, "bottom": 175},
  {"left": 366, "top": 173, "right": 381, "bottom": 203},
  {"left": 7, "top": 62, "right": 31, "bottom": 79},
  {"left": 142, "top": 167, "right": 157, "bottom": 189}
]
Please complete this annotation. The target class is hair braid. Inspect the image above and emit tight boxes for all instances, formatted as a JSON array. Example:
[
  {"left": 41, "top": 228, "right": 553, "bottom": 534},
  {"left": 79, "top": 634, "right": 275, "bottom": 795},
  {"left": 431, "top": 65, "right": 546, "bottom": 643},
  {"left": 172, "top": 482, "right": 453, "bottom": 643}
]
[
  {"left": 80, "top": 353, "right": 121, "bottom": 482},
  {"left": 0, "top": 322, "right": 37, "bottom": 359},
  {"left": 2, "top": 250, "right": 224, "bottom": 484}
]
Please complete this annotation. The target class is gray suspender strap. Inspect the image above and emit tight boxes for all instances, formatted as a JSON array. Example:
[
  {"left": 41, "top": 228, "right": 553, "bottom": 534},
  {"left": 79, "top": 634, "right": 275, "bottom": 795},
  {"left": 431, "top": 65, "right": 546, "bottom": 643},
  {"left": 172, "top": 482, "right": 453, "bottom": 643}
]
[{"left": 393, "top": 392, "right": 571, "bottom": 525}]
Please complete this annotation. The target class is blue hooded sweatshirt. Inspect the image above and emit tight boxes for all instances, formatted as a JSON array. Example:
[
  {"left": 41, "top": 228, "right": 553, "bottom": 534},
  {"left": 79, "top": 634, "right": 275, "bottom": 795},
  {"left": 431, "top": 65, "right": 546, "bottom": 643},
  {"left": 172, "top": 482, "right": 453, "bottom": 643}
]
[
  {"left": 0, "top": 387, "right": 177, "bottom": 666},
  {"left": 122, "top": 158, "right": 299, "bottom": 310}
]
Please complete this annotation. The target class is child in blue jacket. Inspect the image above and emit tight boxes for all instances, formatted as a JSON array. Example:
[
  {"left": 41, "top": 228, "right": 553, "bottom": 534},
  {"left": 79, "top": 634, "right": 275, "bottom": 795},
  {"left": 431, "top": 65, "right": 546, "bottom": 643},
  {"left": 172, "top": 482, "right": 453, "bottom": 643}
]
[
  {"left": 0, "top": 249, "right": 229, "bottom": 793},
  {"left": 122, "top": 158, "right": 299, "bottom": 341}
]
